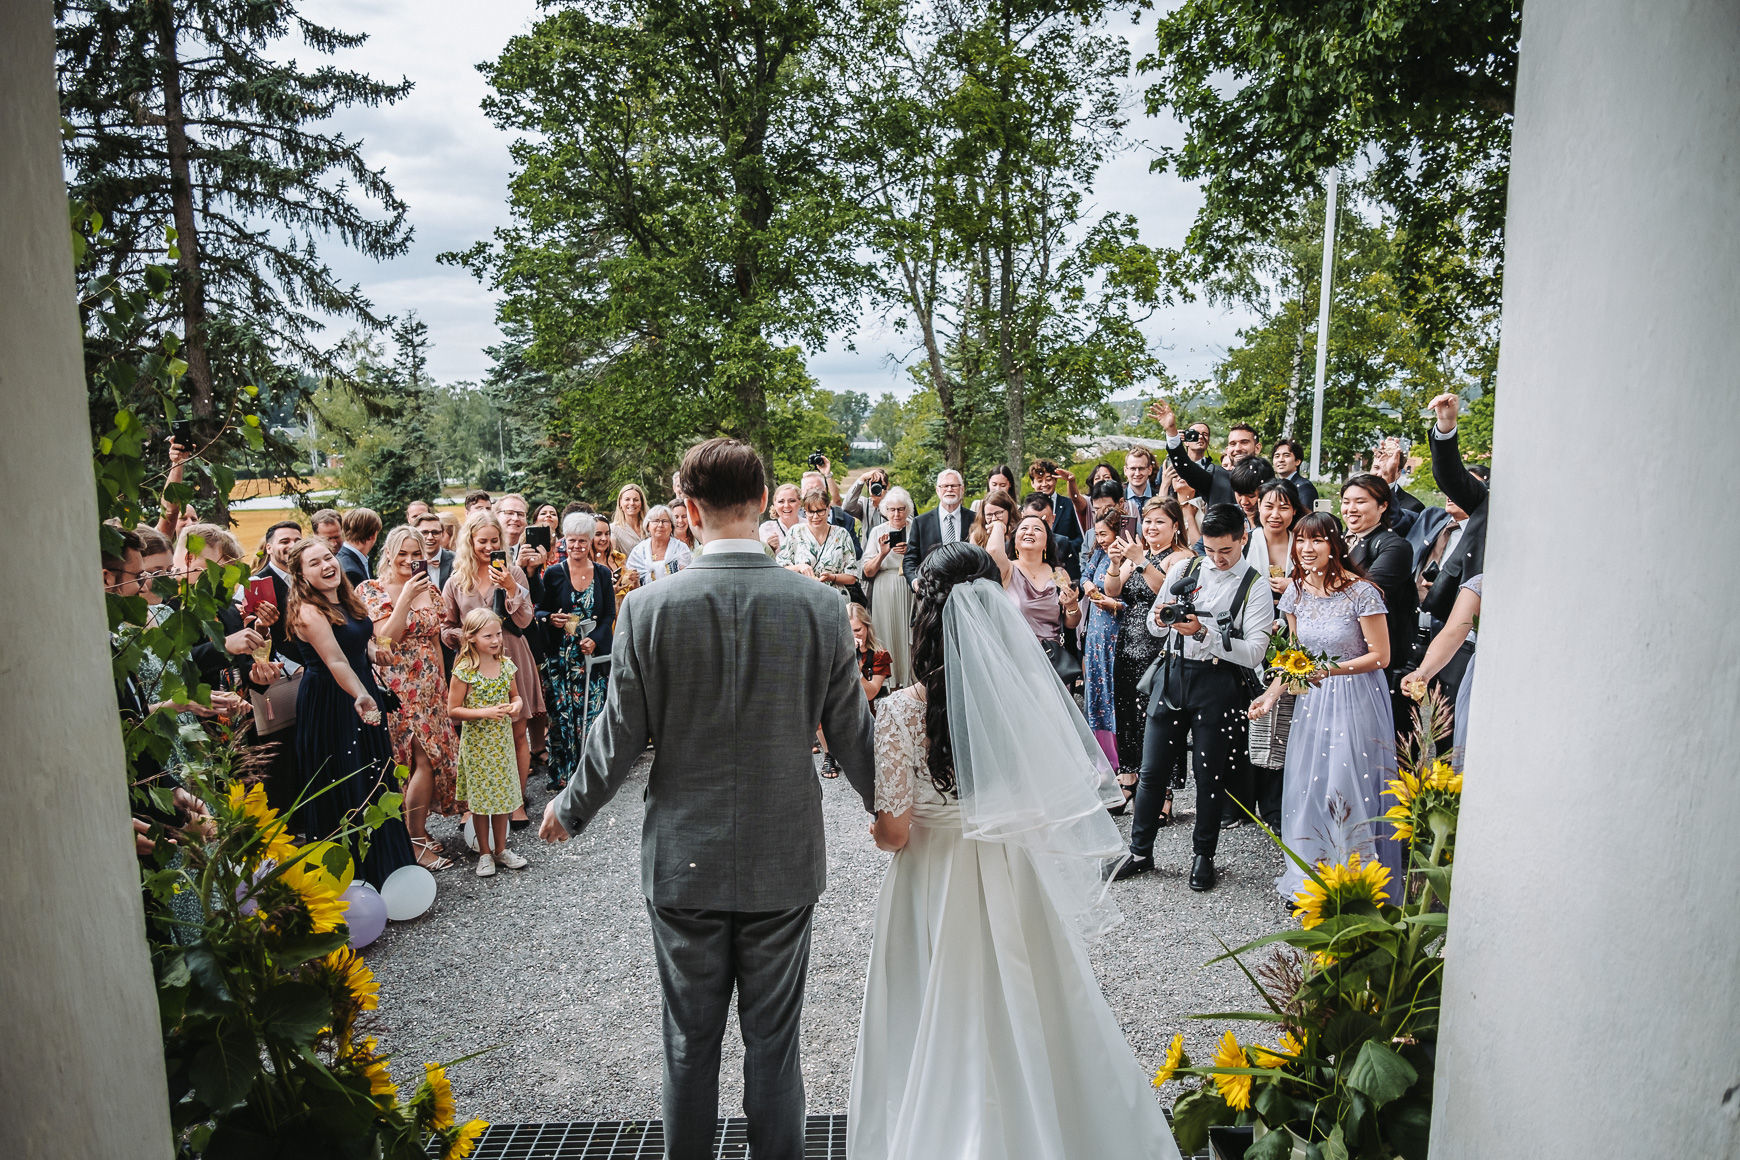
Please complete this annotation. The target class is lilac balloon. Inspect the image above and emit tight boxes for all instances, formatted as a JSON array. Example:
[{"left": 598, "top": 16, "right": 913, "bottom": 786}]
[{"left": 343, "top": 882, "right": 387, "bottom": 948}]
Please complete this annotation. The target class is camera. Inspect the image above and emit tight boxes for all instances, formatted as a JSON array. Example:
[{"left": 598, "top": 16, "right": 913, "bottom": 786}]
[
  {"left": 807, "top": 451, "right": 828, "bottom": 470},
  {"left": 868, "top": 479, "right": 886, "bottom": 497},
  {"left": 1180, "top": 427, "right": 1206, "bottom": 445},
  {"left": 1156, "top": 567, "right": 1199, "bottom": 626}
]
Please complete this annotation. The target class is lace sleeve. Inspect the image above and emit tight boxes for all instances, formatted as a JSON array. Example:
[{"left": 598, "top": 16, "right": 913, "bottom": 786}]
[
  {"left": 873, "top": 695, "right": 921, "bottom": 816},
  {"left": 1353, "top": 579, "right": 1388, "bottom": 617}
]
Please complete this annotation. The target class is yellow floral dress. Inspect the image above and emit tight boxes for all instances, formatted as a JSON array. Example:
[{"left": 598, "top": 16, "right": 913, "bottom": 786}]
[{"left": 453, "top": 659, "right": 523, "bottom": 815}]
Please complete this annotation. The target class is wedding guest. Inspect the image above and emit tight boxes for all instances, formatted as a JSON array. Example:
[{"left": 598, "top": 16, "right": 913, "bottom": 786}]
[
  {"left": 985, "top": 509, "right": 1082, "bottom": 655},
  {"left": 310, "top": 509, "right": 343, "bottom": 553},
  {"left": 1109, "top": 498, "right": 1195, "bottom": 815},
  {"left": 1342, "top": 473, "right": 1420, "bottom": 738},
  {"left": 537, "top": 513, "right": 616, "bottom": 790},
  {"left": 669, "top": 500, "right": 697, "bottom": 552},
  {"left": 611, "top": 483, "right": 649, "bottom": 555},
  {"left": 969, "top": 463, "right": 1019, "bottom": 518},
  {"left": 1089, "top": 461, "right": 1124, "bottom": 489},
  {"left": 1247, "top": 477, "right": 1304, "bottom": 597},
  {"left": 1148, "top": 398, "right": 1239, "bottom": 507},
  {"left": 359, "top": 525, "right": 461, "bottom": 871},
  {"left": 464, "top": 489, "right": 492, "bottom": 512},
  {"left": 448, "top": 608, "right": 530, "bottom": 876},
  {"left": 859, "top": 486, "right": 916, "bottom": 687},
  {"left": 442, "top": 512, "right": 543, "bottom": 828},
  {"left": 848, "top": 602, "right": 891, "bottom": 706},
  {"left": 1422, "top": 393, "right": 1489, "bottom": 621},
  {"left": 1078, "top": 505, "right": 1129, "bottom": 771},
  {"left": 970, "top": 489, "right": 1018, "bottom": 549},
  {"left": 284, "top": 537, "right": 417, "bottom": 887},
  {"left": 775, "top": 489, "right": 857, "bottom": 596},
  {"left": 1026, "top": 459, "right": 1084, "bottom": 578},
  {"left": 593, "top": 517, "right": 638, "bottom": 600},
  {"left": 626, "top": 504, "right": 695, "bottom": 585},
  {"left": 152, "top": 438, "right": 193, "bottom": 536},
  {"left": 1250, "top": 512, "right": 1401, "bottom": 898},
  {"left": 337, "top": 507, "right": 380, "bottom": 584},
  {"left": 497, "top": 492, "right": 551, "bottom": 774},
  {"left": 901, "top": 469, "right": 976, "bottom": 589},
  {"left": 535, "top": 502, "right": 567, "bottom": 566},
  {"left": 1116, "top": 504, "right": 1274, "bottom": 892},
  {"left": 414, "top": 512, "right": 456, "bottom": 592},
  {"left": 758, "top": 482, "right": 803, "bottom": 554},
  {"left": 1402, "top": 573, "right": 1483, "bottom": 763},
  {"left": 1160, "top": 460, "right": 1205, "bottom": 543},
  {"left": 841, "top": 466, "right": 891, "bottom": 544},
  {"left": 1122, "top": 445, "right": 1160, "bottom": 511},
  {"left": 437, "top": 510, "right": 459, "bottom": 550},
  {"left": 1271, "top": 437, "right": 1320, "bottom": 512},
  {"left": 1229, "top": 456, "right": 1276, "bottom": 527},
  {"left": 171, "top": 522, "right": 260, "bottom": 692},
  {"left": 1087, "top": 479, "right": 1125, "bottom": 527},
  {"left": 803, "top": 456, "right": 861, "bottom": 553},
  {"left": 244, "top": 520, "right": 307, "bottom": 810},
  {"left": 406, "top": 500, "right": 431, "bottom": 522}
]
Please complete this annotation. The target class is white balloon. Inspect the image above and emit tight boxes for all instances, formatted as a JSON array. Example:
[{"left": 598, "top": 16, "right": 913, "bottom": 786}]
[{"left": 380, "top": 864, "right": 437, "bottom": 921}]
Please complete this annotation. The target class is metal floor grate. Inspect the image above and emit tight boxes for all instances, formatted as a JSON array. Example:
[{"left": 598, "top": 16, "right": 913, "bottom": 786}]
[{"left": 445, "top": 1115, "right": 849, "bottom": 1159}]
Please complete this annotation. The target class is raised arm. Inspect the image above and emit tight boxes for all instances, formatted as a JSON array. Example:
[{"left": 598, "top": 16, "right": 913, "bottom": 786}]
[{"left": 1427, "top": 392, "right": 1488, "bottom": 515}]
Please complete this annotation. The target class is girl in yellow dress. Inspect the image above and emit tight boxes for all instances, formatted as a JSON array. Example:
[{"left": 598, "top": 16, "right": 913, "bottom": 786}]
[{"left": 447, "top": 608, "right": 528, "bottom": 877}]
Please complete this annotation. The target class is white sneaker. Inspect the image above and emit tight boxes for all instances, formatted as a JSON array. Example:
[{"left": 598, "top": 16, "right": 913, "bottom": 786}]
[
  {"left": 496, "top": 849, "right": 528, "bottom": 870},
  {"left": 475, "top": 853, "right": 496, "bottom": 877}
]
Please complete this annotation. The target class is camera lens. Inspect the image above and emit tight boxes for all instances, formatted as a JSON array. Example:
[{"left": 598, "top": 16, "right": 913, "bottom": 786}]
[{"left": 869, "top": 481, "right": 885, "bottom": 496}]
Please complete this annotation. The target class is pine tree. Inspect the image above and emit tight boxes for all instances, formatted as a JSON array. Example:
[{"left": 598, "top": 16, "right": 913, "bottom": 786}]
[{"left": 58, "top": 0, "right": 413, "bottom": 498}]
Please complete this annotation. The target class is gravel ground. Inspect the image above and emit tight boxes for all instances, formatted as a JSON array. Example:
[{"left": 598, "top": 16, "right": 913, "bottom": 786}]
[{"left": 365, "top": 753, "right": 1293, "bottom": 1126}]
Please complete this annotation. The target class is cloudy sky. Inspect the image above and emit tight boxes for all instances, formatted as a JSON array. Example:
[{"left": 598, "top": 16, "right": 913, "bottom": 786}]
[{"left": 299, "top": 0, "right": 1257, "bottom": 396}]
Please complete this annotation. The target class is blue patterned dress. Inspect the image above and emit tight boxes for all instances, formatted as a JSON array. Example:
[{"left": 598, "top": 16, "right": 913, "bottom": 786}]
[{"left": 1081, "top": 547, "right": 1119, "bottom": 733}]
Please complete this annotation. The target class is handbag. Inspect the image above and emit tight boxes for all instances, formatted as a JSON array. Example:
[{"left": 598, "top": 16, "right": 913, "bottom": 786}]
[
  {"left": 1040, "top": 635, "right": 1084, "bottom": 686},
  {"left": 249, "top": 670, "right": 303, "bottom": 737},
  {"left": 1247, "top": 689, "right": 1295, "bottom": 769}
]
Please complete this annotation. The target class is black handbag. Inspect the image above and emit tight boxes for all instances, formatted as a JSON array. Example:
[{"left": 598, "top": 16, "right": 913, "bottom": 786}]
[{"left": 1040, "top": 636, "right": 1084, "bottom": 686}]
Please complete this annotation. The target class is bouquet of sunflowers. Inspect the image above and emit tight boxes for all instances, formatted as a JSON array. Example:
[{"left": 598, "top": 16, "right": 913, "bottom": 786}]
[
  {"left": 1154, "top": 697, "right": 1461, "bottom": 1159},
  {"left": 1264, "top": 630, "right": 1338, "bottom": 694}
]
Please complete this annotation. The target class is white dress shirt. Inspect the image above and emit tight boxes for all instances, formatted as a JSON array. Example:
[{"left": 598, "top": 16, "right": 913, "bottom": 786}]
[
  {"left": 1147, "top": 556, "right": 1275, "bottom": 669},
  {"left": 938, "top": 504, "right": 963, "bottom": 544},
  {"left": 704, "top": 538, "right": 768, "bottom": 555}
]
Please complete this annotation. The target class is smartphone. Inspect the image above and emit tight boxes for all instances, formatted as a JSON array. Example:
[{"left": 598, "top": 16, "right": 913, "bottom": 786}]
[
  {"left": 526, "top": 526, "right": 551, "bottom": 550},
  {"left": 171, "top": 418, "right": 194, "bottom": 446},
  {"left": 245, "top": 577, "right": 277, "bottom": 611},
  {"left": 489, "top": 550, "right": 509, "bottom": 571},
  {"left": 409, "top": 558, "right": 428, "bottom": 579},
  {"left": 886, "top": 528, "right": 907, "bottom": 547}
]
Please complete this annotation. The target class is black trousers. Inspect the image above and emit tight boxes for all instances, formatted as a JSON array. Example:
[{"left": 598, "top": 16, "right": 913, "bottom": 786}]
[
  {"left": 646, "top": 903, "right": 814, "bottom": 1160},
  {"left": 1131, "top": 661, "right": 1250, "bottom": 860}
]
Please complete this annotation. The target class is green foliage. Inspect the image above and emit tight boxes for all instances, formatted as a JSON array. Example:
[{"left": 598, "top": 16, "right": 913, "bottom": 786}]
[
  {"left": 821, "top": 389, "right": 873, "bottom": 442},
  {"left": 1141, "top": 0, "right": 1519, "bottom": 349},
  {"left": 864, "top": 392, "right": 907, "bottom": 453}
]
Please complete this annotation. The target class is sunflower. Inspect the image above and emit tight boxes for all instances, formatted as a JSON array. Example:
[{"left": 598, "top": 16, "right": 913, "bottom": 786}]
[
  {"left": 1277, "top": 649, "right": 1315, "bottom": 677},
  {"left": 277, "top": 853, "right": 350, "bottom": 934},
  {"left": 323, "top": 946, "right": 379, "bottom": 1012},
  {"left": 1251, "top": 1030, "right": 1304, "bottom": 1070},
  {"left": 227, "top": 782, "right": 298, "bottom": 863},
  {"left": 423, "top": 1062, "right": 456, "bottom": 1131},
  {"left": 1291, "top": 851, "right": 1391, "bottom": 929},
  {"left": 1210, "top": 1031, "right": 1252, "bottom": 1111},
  {"left": 351, "top": 1036, "right": 396, "bottom": 1100},
  {"left": 1153, "top": 1033, "right": 1188, "bottom": 1088},
  {"left": 443, "top": 1119, "right": 488, "bottom": 1159}
]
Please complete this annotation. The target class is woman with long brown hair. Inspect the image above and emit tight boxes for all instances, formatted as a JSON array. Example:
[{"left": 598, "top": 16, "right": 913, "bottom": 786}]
[
  {"left": 1248, "top": 512, "right": 1400, "bottom": 901},
  {"left": 610, "top": 483, "right": 649, "bottom": 556},
  {"left": 285, "top": 537, "right": 417, "bottom": 887}
]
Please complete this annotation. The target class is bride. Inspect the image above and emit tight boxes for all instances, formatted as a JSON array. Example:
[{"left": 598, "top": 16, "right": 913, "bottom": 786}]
[{"left": 848, "top": 542, "right": 1181, "bottom": 1160}]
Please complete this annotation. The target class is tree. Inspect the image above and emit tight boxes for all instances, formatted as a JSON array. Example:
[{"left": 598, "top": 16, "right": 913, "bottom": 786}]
[
  {"left": 58, "top": 0, "right": 414, "bottom": 506},
  {"left": 865, "top": 391, "right": 906, "bottom": 451},
  {"left": 1140, "top": 0, "right": 1519, "bottom": 349},
  {"left": 822, "top": 389, "right": 873, "bottom": 441},
  {"left": 447, "top": 0, "right": 877, "bottom": 485}
]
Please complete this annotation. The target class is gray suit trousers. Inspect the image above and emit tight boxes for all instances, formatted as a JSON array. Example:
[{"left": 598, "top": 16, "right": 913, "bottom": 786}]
[{"left": 647, "top": 902, "right": 815, "bottom": 1160}]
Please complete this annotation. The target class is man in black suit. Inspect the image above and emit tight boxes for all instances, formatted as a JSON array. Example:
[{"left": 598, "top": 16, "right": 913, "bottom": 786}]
[
  {"left": 1271, "top": 437, "right": 1320, "bottom": 513},
  {"left": 1341, "top": 473, "right": 1421, "bottom": 740},
  {"left": 902, "top": 468, "right": 976, "bottom": 589},
  {"left": 337, "top": 507, "right": 380, "bottom": 585},
  {"left": 1422, "top": 392, "right": 1488, "bottom": 620},
  {"left": 414, "top": 511, "right": 457, "bottom": 593},
  {"left": 1147, "top": 398, "right": 1248, "bottom": 509},
  {"left": 1025, "top": 459, "right": 1083, "bottom": 579}
]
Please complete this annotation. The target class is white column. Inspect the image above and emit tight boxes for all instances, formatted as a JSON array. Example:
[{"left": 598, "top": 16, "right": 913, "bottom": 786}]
[
  {"left": 0, "top": 3, "right": 174, "bottom": 1155},
  {"left": 1432, "top": 3, "right": 1740, "bottom": 1158}
]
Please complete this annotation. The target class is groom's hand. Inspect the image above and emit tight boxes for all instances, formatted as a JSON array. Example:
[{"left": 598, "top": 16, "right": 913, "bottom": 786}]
[{"left": 539, "top": 799, "right": 570, "bottom": 843}]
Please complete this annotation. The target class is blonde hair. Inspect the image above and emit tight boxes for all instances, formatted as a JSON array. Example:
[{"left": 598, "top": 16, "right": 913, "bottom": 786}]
[
  {"left": 377, "top": 525, "right": 421, "bottom": 579},
  {"left": 453, "top": 606, "right": 503, "bottom": 674},
  {"left": 847, "top": 601, "right": 880, "bottom": 652},
  {"left": 612, "top": 483, "right": 648, "bottom": 533},
  {"left": 175, "top": 522, "right": 243, "bottom": 569},
  {"left": 452, "top": 511, "right": 505, "bottom": 595},
  {"left": 285, "top": 537, "right": 368, "bottom": 630}
]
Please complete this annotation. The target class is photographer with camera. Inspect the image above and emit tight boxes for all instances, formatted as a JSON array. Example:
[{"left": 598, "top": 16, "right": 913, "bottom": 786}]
[
  {"left": 842, "top": 465, "right": 891, "bottom": 545},
  {"left": 1114, "top": 503, "right": 1275, "bottom": 892}
]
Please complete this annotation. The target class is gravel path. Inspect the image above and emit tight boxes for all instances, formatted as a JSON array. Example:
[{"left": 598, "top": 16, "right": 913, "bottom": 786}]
[{"left": 365, "top": 755, "right": 1293, "bottom": 1126}]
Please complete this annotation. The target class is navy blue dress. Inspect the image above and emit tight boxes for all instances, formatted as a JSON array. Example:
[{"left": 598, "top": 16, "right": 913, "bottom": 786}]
[{"left": 293, "top": 604, "right": 416, "bottom": 888}]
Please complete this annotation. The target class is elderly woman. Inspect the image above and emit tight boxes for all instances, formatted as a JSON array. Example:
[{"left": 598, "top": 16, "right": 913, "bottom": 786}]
[
  {"left": 859, "top": 485, "right": 916, "bottom": 686},
  {"left": 611, "top": 483, "right": 649, "bottom": 555},
  {"left": 775, "top": 487, "right": 858, "bottom": 596},
  {"left": 537, "top": 513, "right": 616, "bottom": 789},
  {"left": 625, "top": 504, "right": 694, "bottom": 585}
]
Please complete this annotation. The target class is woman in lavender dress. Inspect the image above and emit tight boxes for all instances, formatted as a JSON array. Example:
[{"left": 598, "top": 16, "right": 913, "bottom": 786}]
[{"left": 1250, "top": 512, "right": 1401, "bottom": 900}]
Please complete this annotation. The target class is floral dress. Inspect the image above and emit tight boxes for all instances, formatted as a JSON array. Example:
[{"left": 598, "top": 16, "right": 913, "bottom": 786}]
[
  {"left": 453, "top": 659, "right": 524, "bottom": 816},
  {"left": 774, "top": 523, "right": 858, "bottom": 594},
  {"left": 359, "top": 581, "right": 460, "bottom": 815},
  {"left": 1080, "top": 547, "right": 1119, "bottom": 734},
  {"left": 545, "top": 580, "right": 610, "bottom": 782}
]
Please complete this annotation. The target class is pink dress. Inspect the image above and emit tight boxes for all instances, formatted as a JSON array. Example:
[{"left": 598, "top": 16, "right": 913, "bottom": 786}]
[
  {"left": 440, "top": 566, "right": 546, "bottom": 720},
  {"left": 359, "top": 581, "right": 461, "bottom": 815}
]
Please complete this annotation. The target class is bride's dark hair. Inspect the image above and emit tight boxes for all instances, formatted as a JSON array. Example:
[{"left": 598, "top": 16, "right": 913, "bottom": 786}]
[{"left": 911, "top": 541, "right": 1000, "bottom": 796}]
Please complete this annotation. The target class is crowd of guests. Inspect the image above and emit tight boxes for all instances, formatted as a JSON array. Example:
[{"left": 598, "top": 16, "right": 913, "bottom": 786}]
[{"left": 112, "top": 386, "right": 1488, "bottom": 900}]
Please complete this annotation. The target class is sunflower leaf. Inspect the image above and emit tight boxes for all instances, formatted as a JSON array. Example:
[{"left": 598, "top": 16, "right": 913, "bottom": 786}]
[
  {"left": 1169, "top": 1087, "right": 1234, "bottom": 1153},
  {"left": 1247, "top": 1124, "right": 1297, "bottom": 1160},
  {"left": 256, "top": 981, "right": 332, "bottom": 1046},
  {"left": 1345, "top": 1039, "right": 1418, "bottom": 1108}
]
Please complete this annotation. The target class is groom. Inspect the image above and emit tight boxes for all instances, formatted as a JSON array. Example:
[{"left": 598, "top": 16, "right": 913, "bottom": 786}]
[{"left": 541, "top": 437, "right": 877, "bottom": 1160}]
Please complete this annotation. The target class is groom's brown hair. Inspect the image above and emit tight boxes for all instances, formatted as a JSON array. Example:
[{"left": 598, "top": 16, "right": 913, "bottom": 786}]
[{"left": 680, "top": 437, "right": 767, "bottom": 516}]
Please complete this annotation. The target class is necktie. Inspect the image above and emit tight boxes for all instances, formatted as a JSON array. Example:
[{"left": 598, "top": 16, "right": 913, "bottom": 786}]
[{"left": 945, "top": 512, "right": 956, "bottom": 543}]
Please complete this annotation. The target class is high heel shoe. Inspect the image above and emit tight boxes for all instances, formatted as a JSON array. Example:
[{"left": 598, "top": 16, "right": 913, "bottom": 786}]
[
  {"left": 1155, "top": 788, "right": 1174, "bottom": 827},
  {"left": 1107, "top": 783, "right": 1136, "bottom": 817}
]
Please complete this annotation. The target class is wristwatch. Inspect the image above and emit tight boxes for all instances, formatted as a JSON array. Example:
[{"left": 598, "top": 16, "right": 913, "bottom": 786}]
[{"left": 1192, "top": 626, "right": 1208, "bottom": 642}]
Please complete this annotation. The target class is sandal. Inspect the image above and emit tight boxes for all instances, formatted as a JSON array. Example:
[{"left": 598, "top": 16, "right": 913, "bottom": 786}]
[
  {"left": 412, "top": 837, "right": 453, "bottom": 872},
  {"left": 819, "top": 755, "right": 841, "bottom": 779},
  {"left": 1157, "top": 788, "right": 1174, "bottom": 827},
  {"left": 1107, "top": 782, "right": 1136, "bottom": 817}
]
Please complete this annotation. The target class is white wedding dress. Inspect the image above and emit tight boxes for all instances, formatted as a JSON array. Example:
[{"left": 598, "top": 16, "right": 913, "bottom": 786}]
[{"left": 847, "top": 685, "right": 1182, "bottom": 1160}]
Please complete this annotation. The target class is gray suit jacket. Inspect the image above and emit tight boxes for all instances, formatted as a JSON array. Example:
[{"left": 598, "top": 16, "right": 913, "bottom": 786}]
[{"left": 552, "top": 549, "right": 877, "bottom": 911}]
